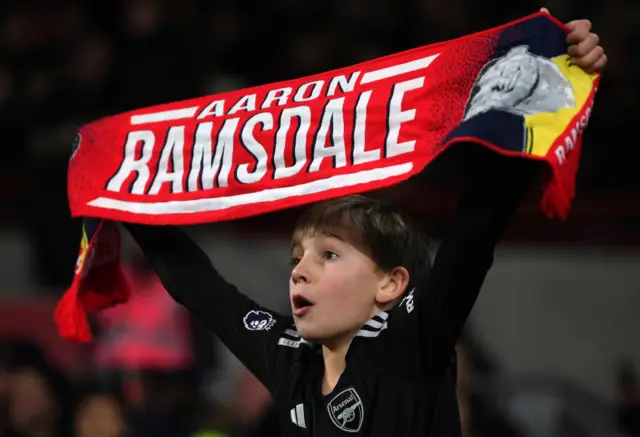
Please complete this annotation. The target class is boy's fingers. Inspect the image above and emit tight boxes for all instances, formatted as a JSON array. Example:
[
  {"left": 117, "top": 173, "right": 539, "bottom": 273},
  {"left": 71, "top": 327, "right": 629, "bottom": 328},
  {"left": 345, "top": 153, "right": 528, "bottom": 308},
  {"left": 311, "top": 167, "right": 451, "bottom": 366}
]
[
  {"left": 569, "top": 33, "right": 599, "bottom": 57},
  {"left": 566, "top": 19, "right": 592, "bottom": 43}
]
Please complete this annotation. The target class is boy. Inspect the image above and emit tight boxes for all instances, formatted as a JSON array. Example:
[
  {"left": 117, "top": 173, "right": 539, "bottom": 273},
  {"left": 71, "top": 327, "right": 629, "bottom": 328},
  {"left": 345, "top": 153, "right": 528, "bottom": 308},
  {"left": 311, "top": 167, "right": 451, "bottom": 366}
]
[
  {"left": 124, "top": 147, "right": 531, "bottom": 436},
  {"left": 123, "top": 19, "right": 606, "bottom": 436}
]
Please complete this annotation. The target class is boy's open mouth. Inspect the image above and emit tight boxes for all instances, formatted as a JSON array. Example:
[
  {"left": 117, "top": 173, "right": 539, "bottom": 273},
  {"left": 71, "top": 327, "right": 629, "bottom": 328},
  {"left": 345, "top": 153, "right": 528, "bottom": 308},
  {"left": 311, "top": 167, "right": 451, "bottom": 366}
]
[{"left": 292, "top": 294, "right": 313, "bottom": 315}]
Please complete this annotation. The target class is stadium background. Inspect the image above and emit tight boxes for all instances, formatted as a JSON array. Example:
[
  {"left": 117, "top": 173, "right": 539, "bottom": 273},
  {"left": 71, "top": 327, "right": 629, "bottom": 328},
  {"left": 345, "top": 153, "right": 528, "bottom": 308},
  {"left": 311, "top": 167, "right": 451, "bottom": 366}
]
[{"left": 0, "top": 0, "right": 638, "bottom": 436}]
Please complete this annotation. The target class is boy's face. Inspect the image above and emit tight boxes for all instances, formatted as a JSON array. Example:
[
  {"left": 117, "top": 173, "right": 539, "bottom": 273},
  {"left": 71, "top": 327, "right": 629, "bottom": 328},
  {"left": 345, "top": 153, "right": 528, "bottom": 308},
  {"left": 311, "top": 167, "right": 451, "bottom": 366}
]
[{"left": 290, "top": 230, "right": 384, "bottom": 344}]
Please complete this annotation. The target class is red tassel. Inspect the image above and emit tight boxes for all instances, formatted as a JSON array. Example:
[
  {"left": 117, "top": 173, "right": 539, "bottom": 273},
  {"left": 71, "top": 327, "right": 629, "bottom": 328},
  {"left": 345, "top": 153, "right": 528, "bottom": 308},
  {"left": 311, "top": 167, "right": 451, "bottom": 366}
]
[
  {"left": 54, "top": 280, "right": 93, "bottom": 342},
  {"left": 54, "top": 220, "right": 131, "bottom": 343}
]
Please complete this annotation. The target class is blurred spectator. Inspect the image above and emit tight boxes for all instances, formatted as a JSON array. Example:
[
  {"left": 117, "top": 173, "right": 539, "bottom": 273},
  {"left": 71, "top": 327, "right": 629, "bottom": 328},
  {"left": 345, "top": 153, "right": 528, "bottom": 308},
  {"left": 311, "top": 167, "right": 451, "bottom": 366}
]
[
  {"left": 2, "top": 343, "right": 72, "bottom": 437},
  {"left": 456, "top": 332, "right": 523, "bottom": 437},
  {"left": 128, "top": 370, "right": 197, "bottom": 437},
  {"left": 93, "top": 256, "right": 195, "bottom": 373},
  {"left": 72, "top": 384, "right": 128, "bottom": 437}
]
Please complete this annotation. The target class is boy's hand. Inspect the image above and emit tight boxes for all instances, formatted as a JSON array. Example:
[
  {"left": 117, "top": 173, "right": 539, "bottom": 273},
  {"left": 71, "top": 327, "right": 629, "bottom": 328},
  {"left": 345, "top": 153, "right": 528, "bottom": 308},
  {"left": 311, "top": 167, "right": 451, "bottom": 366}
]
[{"left": 540, "top": 7, "right": 607, "bottom": 74}]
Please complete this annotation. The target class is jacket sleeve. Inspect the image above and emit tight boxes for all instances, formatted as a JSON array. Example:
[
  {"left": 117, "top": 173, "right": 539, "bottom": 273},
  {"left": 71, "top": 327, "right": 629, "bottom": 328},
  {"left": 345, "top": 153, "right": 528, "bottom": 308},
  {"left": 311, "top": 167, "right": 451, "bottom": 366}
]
[
  {"left": 404, "top": 148, "right": 542, "bottom": 381},
  {"left": 124, "top": 223, "right": 292, "bottom": 392}
]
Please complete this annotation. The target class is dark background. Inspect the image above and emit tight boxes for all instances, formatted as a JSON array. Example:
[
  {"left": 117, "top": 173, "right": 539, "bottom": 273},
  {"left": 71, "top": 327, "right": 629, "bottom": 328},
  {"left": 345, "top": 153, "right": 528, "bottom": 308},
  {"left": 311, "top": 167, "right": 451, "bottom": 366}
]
[{"left": 0, "top": 1, "right": 638, "bottom": 437}]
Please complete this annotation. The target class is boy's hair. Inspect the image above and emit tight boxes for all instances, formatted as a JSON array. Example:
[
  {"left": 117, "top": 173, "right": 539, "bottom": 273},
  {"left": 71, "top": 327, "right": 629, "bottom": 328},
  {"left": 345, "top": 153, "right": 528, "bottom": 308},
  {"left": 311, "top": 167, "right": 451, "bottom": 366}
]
[{"left": 292, "top": 195, "right": 431, "bottom": 293}]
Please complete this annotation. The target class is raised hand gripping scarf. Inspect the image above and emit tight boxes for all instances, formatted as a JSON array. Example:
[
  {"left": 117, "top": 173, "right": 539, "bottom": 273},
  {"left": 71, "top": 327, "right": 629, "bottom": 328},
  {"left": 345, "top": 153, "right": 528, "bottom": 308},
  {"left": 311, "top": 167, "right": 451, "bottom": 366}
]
[{"left": 55, "top": 12, "right": 599, "bottom": 342}]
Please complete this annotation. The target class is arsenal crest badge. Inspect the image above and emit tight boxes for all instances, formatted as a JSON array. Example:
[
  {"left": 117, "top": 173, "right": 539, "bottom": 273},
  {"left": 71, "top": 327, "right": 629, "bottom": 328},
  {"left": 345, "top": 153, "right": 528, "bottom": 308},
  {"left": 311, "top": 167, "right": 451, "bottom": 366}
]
[{"left": 327, "top": 388, "right": 364, "bottom": 433}]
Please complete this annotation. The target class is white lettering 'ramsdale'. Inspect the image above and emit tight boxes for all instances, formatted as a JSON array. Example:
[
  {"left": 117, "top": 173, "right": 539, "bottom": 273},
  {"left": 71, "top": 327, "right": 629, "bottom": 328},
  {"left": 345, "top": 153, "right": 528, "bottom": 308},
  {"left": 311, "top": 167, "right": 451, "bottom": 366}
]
[
  {"left": 273, "top": 106, "right": 311, "bottom": 180},
  {"left": 386, "top": 77, "right": 424, "bottom": 157},
  {"left": 106, "top": 130, "right": 155, "bottom": 194},
  {"left": 352, "top": 90, "right": 376, "bottom": 165},
  {"left": 105, "top": 77, "right": 424, "bottom": 197},
  {"left": 188, "top": 118, "right": 237, "bottom": 191},
  {"left": 97, "top": 54, "right": 442, "bottom": 210},
  {"left": 308, "top": 97, "right": 347, "bottom": 173},
  {"left": 237, "top": 113, "right": 272, "bottom": 184},
  {"left": 148, "top": 126, "right": 185, "bottom": 195}
]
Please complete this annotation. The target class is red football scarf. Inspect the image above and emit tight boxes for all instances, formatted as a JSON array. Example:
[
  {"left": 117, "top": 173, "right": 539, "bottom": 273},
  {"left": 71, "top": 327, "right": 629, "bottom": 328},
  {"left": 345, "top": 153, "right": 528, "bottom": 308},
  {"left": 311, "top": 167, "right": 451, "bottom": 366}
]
[{"left": 55, "top": 12, "right": 600, "bottom": 342}]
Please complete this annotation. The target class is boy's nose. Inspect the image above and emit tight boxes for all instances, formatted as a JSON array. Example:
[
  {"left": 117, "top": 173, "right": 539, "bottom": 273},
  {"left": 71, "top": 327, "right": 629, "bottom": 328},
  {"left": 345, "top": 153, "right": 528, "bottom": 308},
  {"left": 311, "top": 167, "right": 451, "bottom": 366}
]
[{"left": 291, "top": 258, "right": 310, "bottom": 284}]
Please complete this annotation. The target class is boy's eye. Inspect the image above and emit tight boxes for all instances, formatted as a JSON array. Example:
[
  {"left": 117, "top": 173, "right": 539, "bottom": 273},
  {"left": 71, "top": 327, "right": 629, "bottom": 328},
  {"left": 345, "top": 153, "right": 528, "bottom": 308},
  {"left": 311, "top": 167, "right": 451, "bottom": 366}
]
[
  {"left": 323, "top": 251, "right": 338, "bottom": 261},
  {"left": 289, "top": 257, "right": 301, "bottom": 267}
]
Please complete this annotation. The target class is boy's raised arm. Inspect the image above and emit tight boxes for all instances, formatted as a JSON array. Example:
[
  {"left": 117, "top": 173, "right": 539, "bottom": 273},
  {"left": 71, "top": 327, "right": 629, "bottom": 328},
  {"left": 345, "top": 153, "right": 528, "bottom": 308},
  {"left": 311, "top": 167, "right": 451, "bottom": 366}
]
[
  {"left": 415, "top": 147, "right": 541, "bottom": 380},
  {"left": 124, "top": 223, "right": 291, "bottom": 392}
]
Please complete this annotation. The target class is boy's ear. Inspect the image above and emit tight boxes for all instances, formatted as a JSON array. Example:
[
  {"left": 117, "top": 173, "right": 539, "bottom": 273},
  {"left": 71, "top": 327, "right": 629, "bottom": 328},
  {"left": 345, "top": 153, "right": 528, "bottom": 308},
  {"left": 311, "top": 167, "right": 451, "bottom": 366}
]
[{"left": 375, "top": 266, "right": 410, "bottom": 305}]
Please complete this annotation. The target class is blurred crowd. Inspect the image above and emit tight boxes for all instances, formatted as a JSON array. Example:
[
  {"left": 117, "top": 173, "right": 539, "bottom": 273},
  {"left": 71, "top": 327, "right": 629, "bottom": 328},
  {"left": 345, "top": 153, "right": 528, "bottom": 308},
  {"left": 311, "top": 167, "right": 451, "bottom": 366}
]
[
  {"left": 0, "top": 0, "right": 639, "bottom": 436},
  {"left": 0, "top": 339, "right": 211, "bottom": 437}
]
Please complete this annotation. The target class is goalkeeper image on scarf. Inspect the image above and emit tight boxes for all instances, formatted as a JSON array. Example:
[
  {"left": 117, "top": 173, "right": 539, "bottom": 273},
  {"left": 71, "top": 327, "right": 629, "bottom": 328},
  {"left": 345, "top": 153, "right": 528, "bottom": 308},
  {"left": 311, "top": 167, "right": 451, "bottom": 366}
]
[{"left": 117, "top": 14, "right": 606, "bottom": 437}]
